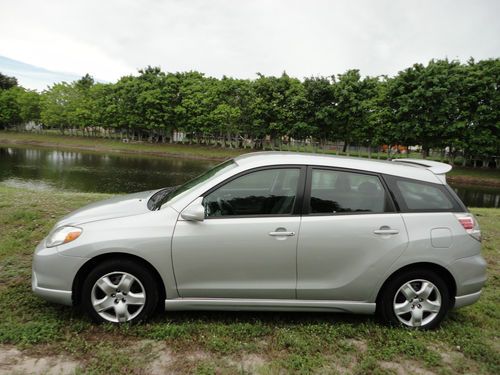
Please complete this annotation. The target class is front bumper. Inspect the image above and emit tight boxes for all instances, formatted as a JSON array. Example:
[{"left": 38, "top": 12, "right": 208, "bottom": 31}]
[
  {"left": 32, "top": 240, "right": 88, "bottom": 306},
  {"left": 32, "top": 271, "right": 73, "bottom": 306}
]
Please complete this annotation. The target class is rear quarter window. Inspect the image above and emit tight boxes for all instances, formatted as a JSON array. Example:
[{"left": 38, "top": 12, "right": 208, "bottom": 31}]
[{"left": 385, "top": 175, "right": 462, "bottom": 212}]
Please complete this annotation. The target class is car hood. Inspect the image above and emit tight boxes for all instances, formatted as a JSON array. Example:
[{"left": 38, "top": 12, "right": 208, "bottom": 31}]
[{"left": 55, "top": 189, "right": 160, "bottom": 227}]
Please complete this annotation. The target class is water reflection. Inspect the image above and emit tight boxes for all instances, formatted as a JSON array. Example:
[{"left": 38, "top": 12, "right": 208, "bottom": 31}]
[
  {"left": 0, "top": 146, "right": 215, "bottom": 194},
  {"left": 0, "top": 146, "right": 498, "bottom": 208},
  {"left": 450, "top": 185, "right": 500, "bottom": 208}
]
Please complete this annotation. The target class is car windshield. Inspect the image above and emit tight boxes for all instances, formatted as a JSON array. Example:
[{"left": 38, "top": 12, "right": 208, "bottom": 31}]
[{"left": 151, "top": 159, "right": 237, "bottom": 210}]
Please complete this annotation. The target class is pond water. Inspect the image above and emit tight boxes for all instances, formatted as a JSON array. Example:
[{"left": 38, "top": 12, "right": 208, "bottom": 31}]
[
  {"left": 0, "top": 146, "right": 215, "bottom": 194},
  {"left": 0, "top": 146, "right": 498, "bottom": 208}
]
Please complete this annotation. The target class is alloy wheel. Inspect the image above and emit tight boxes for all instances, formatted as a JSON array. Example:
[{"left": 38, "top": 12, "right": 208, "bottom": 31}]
[
  {"left": 393, "top": 279, "right": 442, "bottom": 327},
  {"left": 90, "top": 271, "right": 146, "bottom": 323}
]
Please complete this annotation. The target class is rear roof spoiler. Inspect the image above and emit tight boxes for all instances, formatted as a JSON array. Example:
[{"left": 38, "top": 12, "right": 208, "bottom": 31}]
[{"left": 391, "top": 159, "right": 452, "bottom": 182}]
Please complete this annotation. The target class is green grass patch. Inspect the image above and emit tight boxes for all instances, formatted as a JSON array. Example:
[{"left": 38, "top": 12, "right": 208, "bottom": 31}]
[{"left": 0, "top": 185, "right": 498, "bottom": 374}]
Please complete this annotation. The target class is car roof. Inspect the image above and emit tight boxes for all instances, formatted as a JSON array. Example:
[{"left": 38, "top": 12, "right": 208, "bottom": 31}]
[{"left": 233, "top": 152, "right": 446, "bottom": 184}]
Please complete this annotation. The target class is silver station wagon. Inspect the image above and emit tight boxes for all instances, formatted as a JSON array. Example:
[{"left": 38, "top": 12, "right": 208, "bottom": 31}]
[{"left": 32, "top": 152, "right": 486, "bottom": 329}]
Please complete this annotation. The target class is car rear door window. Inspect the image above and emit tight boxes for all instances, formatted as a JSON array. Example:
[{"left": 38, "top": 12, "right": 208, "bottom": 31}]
[
  {"left": 309, "top": 169, "right": 389, "bottom": 214},
  {"left": 203, "top": 168, "right": 301, "bottom": 217}
]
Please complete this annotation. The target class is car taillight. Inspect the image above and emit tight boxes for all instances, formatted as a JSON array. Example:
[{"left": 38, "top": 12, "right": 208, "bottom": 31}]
[
  {"left": 455, "top": 213, "right": 481, "bottom": 242},
  {"left": 458, "top": 217, "right": 474, "bottom": 230}
]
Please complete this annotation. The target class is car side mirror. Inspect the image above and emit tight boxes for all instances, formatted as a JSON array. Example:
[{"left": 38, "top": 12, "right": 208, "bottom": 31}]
[{"left": 181, "top": 197, "right": 205, "bottom": 221}]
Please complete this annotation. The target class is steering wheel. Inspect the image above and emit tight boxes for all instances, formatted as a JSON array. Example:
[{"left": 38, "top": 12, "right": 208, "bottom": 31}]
[{"left": 217, "top": 197, "right": 234, "bottom": 215}]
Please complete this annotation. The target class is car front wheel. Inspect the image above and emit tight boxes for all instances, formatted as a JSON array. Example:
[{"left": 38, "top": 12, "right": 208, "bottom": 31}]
[
  {"left": 378, "top": 269, "right": 450, "bottom": 329},
  {"left": 81, "top": 259, "right": 159, "bottom": 323}
]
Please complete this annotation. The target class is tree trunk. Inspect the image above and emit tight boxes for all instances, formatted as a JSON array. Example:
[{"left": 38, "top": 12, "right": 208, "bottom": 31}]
[
  {"left": 421, "top": 147, "right": 429, "bottom": 159},
  {"left": 342, "top": 141, "right": 348, "bottom": 153}
]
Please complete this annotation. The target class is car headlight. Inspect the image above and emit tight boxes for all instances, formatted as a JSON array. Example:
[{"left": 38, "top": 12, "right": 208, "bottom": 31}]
[{"left": 46, "top": 226, "right": 82, "bottom": 248}]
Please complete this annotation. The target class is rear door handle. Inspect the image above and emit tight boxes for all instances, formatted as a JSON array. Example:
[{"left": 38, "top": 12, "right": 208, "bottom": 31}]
[
  {"left": 373, "top": 226, "right": 399, "bottom": 235},
  {"left": 269, "top": 231, "right": 296, "bottom": 237}
]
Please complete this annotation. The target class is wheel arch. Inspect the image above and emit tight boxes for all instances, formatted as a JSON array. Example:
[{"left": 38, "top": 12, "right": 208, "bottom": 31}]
[
  {"left": 375, "top": 262, "right": 457, "bottom": 306},
  {"left": 72, "top": 252, "right": 167, "bottom": 308}
]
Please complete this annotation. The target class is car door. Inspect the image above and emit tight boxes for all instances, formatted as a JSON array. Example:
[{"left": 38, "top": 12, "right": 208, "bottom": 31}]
[
  {"left": 172, "top": 166, "right": 305, "bottom": 299},
  {"left": 297, "top": 167, "right": 409, "bottom": 301}
]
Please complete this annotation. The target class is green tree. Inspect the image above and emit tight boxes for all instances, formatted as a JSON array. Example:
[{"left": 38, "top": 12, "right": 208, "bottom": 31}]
[
  {"left": 40, "top": 83, "right": 74, "bottom": 133},
  {"left": 0, "top": 87, "right": 40, "bottom": 129},
  {"left": 303, "top": 76, "right": 335, "bottom": 146},
  {"left": 17, "top": 88, "right": 41, "bottom": 124},
  {"left": 356, "top": 76, "right": 382, "bottom": 157},
  {"left": 176, "top": 71, "right": 216, "bottom": 144},
  {"left": 0, "top": 73, "right": 18, "bottom": 90},
  {"left": 253, "top": 73, "right": 309, "bottom": 149},
  {"left": 90, "top": 83, "right": 118, "bottom": 135},
  {"left": 382, "top": 60, "right": 465, "bottom": 157},
  {"left": 332, "top": 70, "right": 379, "bottom": 154},
  {"left": 0, "top": 88, "right": 21, "bottom": 128},
  {"left": 4, "top": 58, "right": 496, "bottom": 165},
  {"left": 456, "top": 59, "right": 500, "bottom": 167}
]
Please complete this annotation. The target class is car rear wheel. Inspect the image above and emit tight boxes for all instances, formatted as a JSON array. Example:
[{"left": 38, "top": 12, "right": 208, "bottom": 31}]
[
  {"left": 378, "top": 269, "right": 450, "bottom": 329},
  {"left": 81, "top": 259, "right": 159, "bottom": 323}
]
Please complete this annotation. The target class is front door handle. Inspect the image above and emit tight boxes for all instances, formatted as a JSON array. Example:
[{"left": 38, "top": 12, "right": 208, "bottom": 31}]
[
  {"left": 269, "top": 227, "right": 295, "bottom": 237},
  {"left": 374, "top": 226, "right": 399, "bottom": 235},
  {"left": 269, "top": 231, "right": 296, "bottom": 237}
]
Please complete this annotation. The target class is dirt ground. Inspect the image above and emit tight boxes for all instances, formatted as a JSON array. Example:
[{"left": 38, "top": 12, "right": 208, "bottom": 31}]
[{"left": 0, "top": 346, "right": 79, "bottom": 375}]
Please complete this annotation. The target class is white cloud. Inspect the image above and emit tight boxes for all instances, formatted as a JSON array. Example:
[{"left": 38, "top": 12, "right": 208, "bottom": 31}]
[{"left": 0, "top": 0, "right": 498, "bottom": 86}]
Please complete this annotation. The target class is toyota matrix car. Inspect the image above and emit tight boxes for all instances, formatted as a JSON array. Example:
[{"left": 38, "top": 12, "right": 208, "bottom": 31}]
[{"left": 32, "top": 152, "right": 486, "bottom": 329}]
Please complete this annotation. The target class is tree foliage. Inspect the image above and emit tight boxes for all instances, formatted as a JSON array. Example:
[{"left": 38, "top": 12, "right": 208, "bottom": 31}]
[
  {"left": 0, "top": 58, "right": 498, "bottom": 163},
  {"left": 0, "top": 73, "right": 18, "bottom": 90}
]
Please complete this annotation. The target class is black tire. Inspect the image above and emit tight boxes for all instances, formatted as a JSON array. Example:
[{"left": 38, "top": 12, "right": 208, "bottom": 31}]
[
  {"left": 378, "top": 269, "right": 450, "bottom": 330},
  {"left": 81, "top": 258, "right": 159, "bottom": 324}
]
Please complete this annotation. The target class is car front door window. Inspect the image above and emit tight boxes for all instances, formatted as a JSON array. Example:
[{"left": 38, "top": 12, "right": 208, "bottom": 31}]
[{"left": 203, "top": 168, "right": 301, "bottom": 217}]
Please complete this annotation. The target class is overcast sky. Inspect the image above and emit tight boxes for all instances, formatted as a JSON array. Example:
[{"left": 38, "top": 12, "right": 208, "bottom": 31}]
[{"left": 1, "top": 0, "right": 499, "bottom": 87}]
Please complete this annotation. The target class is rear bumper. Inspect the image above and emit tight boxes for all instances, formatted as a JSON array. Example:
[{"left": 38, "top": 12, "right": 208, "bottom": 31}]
[
  {"left": 454, "top": 290, "right": 482, "bottom": 309},
  {"left": 448, "top": 253, "right": 486, "bottom": 309},
  {"left": 448, "top": 254, "right": 487, "bottom": 296}
]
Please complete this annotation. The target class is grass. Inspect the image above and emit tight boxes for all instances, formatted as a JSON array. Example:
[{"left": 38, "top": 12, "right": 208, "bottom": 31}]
[
  {"left": 447, "top": 167, "right": 500, "bottom": 179},
  {"left": 0, "top": 185, "right": 499, "bottom": 374}
]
